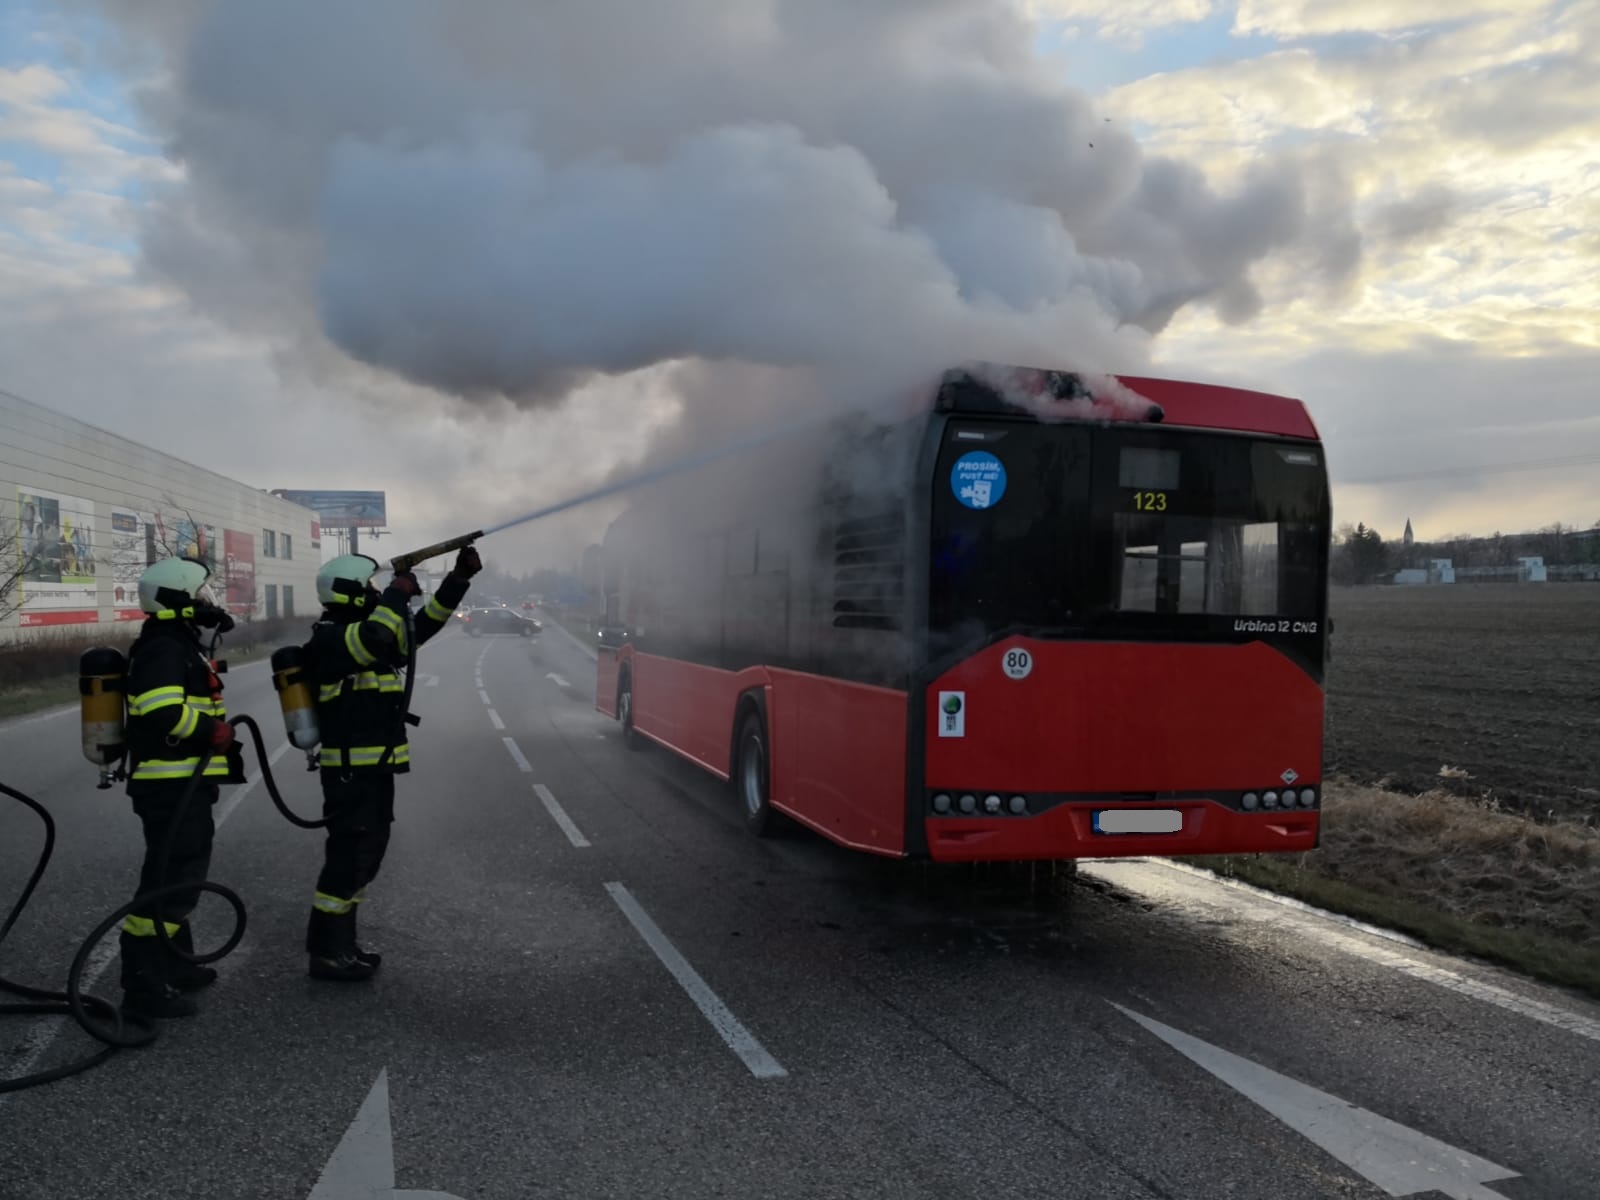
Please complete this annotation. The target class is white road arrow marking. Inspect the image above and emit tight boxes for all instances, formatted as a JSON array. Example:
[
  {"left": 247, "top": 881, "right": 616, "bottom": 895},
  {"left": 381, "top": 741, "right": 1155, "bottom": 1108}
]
[
  {"left": 308, "top": 1069, "right": 469, "bottom": 1200},
  {"left": 1112, "top": 1005, "right": 1518, "bottom": 1199},
  {"left": 545, "top": 672, "right": 570, "bottom": 689}
]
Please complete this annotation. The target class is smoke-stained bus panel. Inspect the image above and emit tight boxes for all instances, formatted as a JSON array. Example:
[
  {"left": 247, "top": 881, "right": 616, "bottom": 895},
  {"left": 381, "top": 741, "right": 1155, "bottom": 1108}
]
[{"left": 596, "top": 365, "right": 1331, "bottom": 862}]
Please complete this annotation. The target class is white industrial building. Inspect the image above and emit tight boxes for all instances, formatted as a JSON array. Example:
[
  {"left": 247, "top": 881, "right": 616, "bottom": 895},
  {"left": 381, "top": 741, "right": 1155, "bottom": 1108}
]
[{"left": 1, "top": 389, "right": 321, "bottom": 640}]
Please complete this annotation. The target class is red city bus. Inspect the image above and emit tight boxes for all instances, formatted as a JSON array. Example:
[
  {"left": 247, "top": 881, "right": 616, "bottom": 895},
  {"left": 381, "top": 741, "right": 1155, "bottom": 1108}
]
[{"left": 595, "top": 364, "right": 1330, "bottom": 862}]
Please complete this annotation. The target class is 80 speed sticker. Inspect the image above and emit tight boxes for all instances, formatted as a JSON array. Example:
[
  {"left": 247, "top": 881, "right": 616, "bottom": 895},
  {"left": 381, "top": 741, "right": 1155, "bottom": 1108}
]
[{"left": 1001, "top": 647, "right": 1033, "bottom": 680}]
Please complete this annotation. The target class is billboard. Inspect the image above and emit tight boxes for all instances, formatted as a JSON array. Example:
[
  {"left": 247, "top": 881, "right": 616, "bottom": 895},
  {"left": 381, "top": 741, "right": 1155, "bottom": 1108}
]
[
  {"left": 16, "top": 488, "right": 98, "bottom": 626},
  {"left": 271, "top": 490, "right": 387, "bottom": 529},
  {"left": 111, "top": 508, "right": 157, "bottom": 621},
  {"left": 223, "top": 529, "right": 256, "bottom": 615}
]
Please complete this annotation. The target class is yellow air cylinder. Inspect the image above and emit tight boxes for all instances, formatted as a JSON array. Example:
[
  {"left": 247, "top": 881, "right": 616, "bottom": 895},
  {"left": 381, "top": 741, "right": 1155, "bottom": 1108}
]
[
  {"left": 271, "top": 644, "right": 321, "bottom": 750},
  {"left": 79, "top": 646, "right": 128, "bottom": 788}
]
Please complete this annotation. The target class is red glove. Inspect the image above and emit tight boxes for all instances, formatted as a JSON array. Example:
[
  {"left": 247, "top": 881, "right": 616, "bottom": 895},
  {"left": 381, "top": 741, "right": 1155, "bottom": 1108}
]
[
  {"left": 453, "top": 546, "right": 482, "bottom": 579},
  {"left": 389, "top": 571, "right": 422, "bottom": 598},
  {"left": 209, "top": 720, "right": 236, "bottom": 751}
]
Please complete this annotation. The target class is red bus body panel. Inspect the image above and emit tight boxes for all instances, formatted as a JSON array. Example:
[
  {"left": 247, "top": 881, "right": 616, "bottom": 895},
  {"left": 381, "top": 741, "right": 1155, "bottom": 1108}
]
[{"left": 923, "top": 637, "right": 1322, "bottom": 860}]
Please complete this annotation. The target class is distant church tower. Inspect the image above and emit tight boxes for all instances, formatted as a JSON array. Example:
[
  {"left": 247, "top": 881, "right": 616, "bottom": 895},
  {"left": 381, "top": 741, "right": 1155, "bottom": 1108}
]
[{"left": 1403, "top": 518, "right": 1414, "bottom": 546}]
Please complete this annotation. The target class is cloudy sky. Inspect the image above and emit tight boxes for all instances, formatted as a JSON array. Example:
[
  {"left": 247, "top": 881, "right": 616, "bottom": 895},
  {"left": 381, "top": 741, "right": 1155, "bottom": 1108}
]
[{"left": 1, "top": 0, "right": 1595, "bottom": 571}]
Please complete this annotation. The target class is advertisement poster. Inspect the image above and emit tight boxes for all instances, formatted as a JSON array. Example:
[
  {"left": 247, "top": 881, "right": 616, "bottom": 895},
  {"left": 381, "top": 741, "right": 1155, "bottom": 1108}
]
[
  {"left": 111, "top": 509, "right": 157, "bottom": 620},
  {"left": 310, "top": 520, "right": 321, "bottom": 550},
  {"left": 223, "top": 529, "right": 256, "bottom": 615},
  {"left": 153, "top": 513, "right": 219, "bottom": 576},
  {"left": 16, "top": 488, "right": 98, "bottom": 626}
]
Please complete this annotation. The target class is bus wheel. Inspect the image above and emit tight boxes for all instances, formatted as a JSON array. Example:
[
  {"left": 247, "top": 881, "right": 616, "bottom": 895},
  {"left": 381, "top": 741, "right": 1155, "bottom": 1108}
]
[
  {"left": 618, "top": 674, "right": 645, "bottom": 752},
  {"left": 734, "top": 709, "right": 779, "bottom": 837}
]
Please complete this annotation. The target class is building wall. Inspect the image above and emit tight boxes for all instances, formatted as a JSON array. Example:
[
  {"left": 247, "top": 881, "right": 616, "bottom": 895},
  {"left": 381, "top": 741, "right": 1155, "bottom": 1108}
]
[{"left": 1, "top": 391, "right": 321, "bottom": 640}]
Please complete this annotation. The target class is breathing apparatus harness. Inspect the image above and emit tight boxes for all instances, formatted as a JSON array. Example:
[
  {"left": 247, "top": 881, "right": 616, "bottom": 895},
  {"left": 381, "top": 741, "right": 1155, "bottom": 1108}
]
[{"left": 0, "top": 622, "right": 326, "bottom": 1094}]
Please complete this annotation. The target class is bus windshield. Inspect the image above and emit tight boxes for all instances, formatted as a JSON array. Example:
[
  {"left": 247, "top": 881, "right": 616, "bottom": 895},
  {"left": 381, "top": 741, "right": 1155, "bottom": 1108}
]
[{"left": 929, "top": 422, "right": 1329, "bottom": 644}]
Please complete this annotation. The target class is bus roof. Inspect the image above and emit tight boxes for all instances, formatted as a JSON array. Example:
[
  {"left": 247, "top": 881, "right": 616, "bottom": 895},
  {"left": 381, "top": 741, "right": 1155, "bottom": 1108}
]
[
  {"left": 933, "top": 364, "right": 1319, "bottom": 442},
  {"left": 1114, "top": 375, "right": 1320, "bottom": 441}
]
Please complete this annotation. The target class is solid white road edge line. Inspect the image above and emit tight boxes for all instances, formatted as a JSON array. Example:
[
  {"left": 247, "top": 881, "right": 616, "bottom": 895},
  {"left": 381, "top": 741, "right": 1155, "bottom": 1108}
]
[
  {"left": 1092, "top": 858, "right": 1600, "bottom": 1046},
  {"left": 604, "top": 881, "right": 787, "bottom": 1079},
  {"left": 532, "top": 783, "right": 590, "bottom": 848},
  {"left": 502, "top": 737, "right": 532, "bottom": 773},
  {"left": 486, "top": 707, "right": 505, "bottom": 731}
]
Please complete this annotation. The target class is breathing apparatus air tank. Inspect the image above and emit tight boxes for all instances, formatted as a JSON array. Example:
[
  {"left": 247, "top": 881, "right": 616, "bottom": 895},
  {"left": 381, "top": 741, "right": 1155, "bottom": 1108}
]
[
  {"left": 271, "top": 645, "right": 321, "bottom": 752},
  {"left": 79, "top": 646, "right": 128, "bottom": 789}
]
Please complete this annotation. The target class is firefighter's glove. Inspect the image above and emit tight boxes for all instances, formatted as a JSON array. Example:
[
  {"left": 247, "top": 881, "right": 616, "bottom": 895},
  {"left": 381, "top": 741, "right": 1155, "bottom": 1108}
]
[
  {"left": 195, "top": 603, "right": 235, "bottom": 633},
  {"left": 209, "top": 720, "right": 236, "bottom": 751},
  {"left": 389, "top": 571, "right": 422, "bottom": 599},
  {"left": 452, "top": 545, "right": 483, "bottom": 580}
]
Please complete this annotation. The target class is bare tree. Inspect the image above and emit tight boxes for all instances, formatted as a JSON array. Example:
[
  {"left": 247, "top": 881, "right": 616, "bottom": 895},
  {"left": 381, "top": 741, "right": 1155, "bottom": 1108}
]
[{"left": 0, "top": 511, "right": 27, "bottom": 626}]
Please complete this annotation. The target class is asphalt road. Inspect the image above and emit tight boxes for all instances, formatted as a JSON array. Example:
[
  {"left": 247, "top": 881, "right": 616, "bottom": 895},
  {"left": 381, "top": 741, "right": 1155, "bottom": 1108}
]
[{"left": 2, "top": 614, "right": 1597, "bottom": 1200}]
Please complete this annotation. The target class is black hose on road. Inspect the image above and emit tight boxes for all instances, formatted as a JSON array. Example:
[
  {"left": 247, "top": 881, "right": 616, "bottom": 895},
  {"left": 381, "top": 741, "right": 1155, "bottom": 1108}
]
[{"left": 0, "top": 713, "right": 319, "bottom": 1093}]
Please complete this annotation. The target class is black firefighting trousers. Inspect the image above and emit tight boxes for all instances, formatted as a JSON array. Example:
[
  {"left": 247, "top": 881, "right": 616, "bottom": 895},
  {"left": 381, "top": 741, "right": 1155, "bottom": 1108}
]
[
  {"left": 315, "top": 772, "right": 397, "bottom": 901},
  {"left": 128, "top": 780, "right": 220, "bottom": 924}
]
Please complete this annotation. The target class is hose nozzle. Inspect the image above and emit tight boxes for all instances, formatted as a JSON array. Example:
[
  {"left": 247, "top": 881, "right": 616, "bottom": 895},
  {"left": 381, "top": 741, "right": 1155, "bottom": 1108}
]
[{"left": 389, "top": 530, "right": 484, "bottom": 574}]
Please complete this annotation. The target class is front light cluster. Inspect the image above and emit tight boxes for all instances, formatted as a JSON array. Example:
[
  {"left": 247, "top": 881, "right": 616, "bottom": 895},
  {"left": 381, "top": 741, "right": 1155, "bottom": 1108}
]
[
  {"left": 1241, "top": 787, "right": 1317, "bottom": 811},
  {"left": 930, "top": 792, "right": 1029, "bottom": 817}
]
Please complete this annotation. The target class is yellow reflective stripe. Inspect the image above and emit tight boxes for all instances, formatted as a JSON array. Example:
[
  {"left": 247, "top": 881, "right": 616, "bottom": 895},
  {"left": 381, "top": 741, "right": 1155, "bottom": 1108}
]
[
  {"left": 122, "top": 916, "right": 182, "bottom": 937},
  {"left": 170, "top": 705, "right": 201, "bottom": 740},
  {"left": 131, "top": 756, "right": 229, "bottom": 780},
  {"left": 317, "top": 672, "right": 404, "bottom": 701},
  {"left": 317, "top": 744, "right": 412, "bottom": 768},
  {"left": 370, "top": 607, "right": 403, "bottom": 635},
  {"left": 313, "top": 891, "right": 355, "bottom": 914},
  {"left": 344, "top": 622, "right": 377, "bottom": 667},
  {"left": 186, "top": 697, "right": 225, "bottom": 716},
  {"left": 370, "top": 607, "right": 408, "bottom": 653},
  {"left": 127, "top": 686, "right": 185, "bottom": 716},
  {"left": 423, "top": 596, "right": 451, "bottom": 622}
]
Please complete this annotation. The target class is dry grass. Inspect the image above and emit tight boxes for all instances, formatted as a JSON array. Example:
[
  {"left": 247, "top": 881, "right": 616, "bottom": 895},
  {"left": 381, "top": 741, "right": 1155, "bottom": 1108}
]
[{"left": 1189, "top": 777, "right": 1600, "bottom": 996}]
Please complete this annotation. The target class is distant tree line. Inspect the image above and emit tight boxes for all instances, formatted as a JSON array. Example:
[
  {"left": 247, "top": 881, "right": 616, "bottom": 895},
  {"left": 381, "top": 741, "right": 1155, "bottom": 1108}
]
[{"left": 1332, "top": 517, "right": 1600, "bottom": 585}]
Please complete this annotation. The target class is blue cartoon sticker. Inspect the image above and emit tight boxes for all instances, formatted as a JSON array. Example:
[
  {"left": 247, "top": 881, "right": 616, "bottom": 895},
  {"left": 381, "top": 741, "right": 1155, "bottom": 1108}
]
[{"left": 951, "top": 451, "right": 1008, "bottom": 510}]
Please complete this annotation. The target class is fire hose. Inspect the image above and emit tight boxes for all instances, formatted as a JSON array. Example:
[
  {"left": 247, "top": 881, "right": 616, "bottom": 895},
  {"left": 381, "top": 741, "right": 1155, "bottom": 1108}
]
[{"left": 0, "top": 713, "right": 322, "bottom": 1093}]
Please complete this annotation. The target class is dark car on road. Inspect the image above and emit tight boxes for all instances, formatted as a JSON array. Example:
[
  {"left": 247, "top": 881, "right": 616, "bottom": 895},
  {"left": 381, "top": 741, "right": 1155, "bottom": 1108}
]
[{"left": 461, "top": 607, "right": 541, "bottom": 637}]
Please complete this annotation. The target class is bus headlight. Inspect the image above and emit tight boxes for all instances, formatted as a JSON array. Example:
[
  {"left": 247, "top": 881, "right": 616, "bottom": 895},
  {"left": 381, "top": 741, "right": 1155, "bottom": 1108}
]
[
  {"left": 1263, "top": 791, "right": 1279, "bottom": 808},
  {"left": 983, "top": 794, "right": 1002, "bottom": 814},
  {"left": 1242, "top": 792, "right": 1259, "bottom": 810},
  {"left": 932, "top": 793, "right": 952, "bottom": 814},
  {"left": 1008, "top": 795, "right": 1027, "bottom": 815},
  {"left": 958, "top": 794, "right": 977, "bottom": 814}
]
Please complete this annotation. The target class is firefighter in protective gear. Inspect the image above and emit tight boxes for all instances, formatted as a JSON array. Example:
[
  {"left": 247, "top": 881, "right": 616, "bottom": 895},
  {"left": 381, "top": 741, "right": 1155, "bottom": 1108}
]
[
  {"left": 119, "top": 556, "right": 237, "bottom": 1019},
  {"left": 304, "top": 545, "right": 479, "bottom": 980}
]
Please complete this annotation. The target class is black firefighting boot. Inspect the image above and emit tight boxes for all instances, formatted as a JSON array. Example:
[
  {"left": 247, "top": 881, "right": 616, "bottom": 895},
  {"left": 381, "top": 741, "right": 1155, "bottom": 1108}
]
[
  {"left": 306, "top": 909, "right": 378, "bottom": 982},
  {"left": 349, "top": 901, "right": 382, "bottom": 971},
  {"left": 119, "top": 930, "right": 199, "bottom": 1019},
  {"left": 169, "top": 922, "right": 219, "bottom": 993}
]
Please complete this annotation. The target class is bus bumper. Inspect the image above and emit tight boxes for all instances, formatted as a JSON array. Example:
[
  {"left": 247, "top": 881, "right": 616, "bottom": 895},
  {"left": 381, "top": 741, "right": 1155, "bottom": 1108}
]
[{"left": 923, "top": 799, "right": 1318, "bottom": 862}]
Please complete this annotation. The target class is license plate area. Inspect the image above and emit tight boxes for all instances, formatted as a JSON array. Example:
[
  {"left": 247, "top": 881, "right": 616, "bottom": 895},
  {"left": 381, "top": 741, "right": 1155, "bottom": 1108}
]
[{"left": 1094, "top": 808, "right": 1183, "bottom": 835}]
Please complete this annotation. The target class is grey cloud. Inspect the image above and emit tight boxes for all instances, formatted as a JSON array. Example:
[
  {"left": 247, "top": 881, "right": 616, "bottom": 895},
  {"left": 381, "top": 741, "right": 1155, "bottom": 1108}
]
[
  {"left": 1370, "top": 185, "right": 1458, "bottom": 244},
  {"left": 88, "top": 0, "right": 1363, "bottom": 405}
]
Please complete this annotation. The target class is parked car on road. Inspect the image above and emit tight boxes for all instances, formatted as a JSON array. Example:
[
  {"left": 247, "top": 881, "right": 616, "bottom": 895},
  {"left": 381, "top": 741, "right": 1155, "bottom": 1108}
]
[{"left": 461, "top": 607, "right": 541, "bottom": 637}]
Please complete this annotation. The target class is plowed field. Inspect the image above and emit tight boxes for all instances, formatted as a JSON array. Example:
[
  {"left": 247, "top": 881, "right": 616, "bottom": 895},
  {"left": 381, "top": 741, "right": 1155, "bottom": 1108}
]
[{"left": 1325, "top": 584, "right": 1600, "bottom": 823}]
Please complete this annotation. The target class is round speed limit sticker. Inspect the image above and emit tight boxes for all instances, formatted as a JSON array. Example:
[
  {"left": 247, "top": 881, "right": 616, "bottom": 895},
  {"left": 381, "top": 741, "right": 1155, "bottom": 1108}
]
[{"left": 1001, "top": 647, "right": 1033, "bottom": 680}]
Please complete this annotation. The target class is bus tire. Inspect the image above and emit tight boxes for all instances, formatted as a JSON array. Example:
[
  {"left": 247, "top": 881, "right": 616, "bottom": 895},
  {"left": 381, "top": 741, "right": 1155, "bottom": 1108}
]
[
  {"left": 734, "top": 709, "right": 780, "bottom": 838},
  {"left": 618, "top": 672, "right": 645, "bottom": 752}
]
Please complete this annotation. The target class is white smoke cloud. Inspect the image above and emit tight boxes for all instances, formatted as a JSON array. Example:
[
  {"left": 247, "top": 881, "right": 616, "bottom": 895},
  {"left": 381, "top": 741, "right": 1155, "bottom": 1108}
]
[{"left": 91, "top": 0, "right": 1365, "bottom": 406}]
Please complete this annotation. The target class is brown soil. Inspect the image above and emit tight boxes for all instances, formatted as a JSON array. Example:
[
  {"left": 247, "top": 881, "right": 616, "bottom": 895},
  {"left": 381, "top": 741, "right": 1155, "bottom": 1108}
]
[{"left": 1326, "top": 584, "right": 1600, "bottom": 824}]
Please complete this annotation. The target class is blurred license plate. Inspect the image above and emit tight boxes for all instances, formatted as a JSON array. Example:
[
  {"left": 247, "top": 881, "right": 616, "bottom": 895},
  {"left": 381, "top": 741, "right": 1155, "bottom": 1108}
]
[{"left": 1094, "top": 809, "right": 1182, "bottom": 835}]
